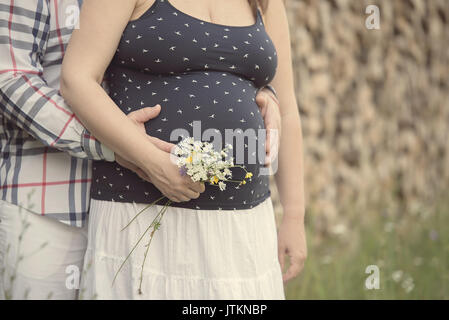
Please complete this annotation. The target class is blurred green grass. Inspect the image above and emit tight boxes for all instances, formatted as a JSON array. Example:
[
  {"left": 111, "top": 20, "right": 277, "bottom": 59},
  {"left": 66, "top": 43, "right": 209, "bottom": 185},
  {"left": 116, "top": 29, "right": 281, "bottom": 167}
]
[{"left": 284, "top": 196, "right": 449, "bottom": 300}]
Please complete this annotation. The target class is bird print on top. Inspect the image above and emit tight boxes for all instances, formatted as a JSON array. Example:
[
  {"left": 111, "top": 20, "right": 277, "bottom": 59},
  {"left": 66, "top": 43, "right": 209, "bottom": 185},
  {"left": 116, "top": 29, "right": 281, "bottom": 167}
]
[{"left": 92, "top": 0, "right": 278, "bottom": 210}]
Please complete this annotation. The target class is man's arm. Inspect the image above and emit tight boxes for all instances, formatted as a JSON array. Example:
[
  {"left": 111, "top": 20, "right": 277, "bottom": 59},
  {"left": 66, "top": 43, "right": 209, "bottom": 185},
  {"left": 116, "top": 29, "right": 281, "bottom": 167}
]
[
  {"left": 0, "top": 0, "right": 114, "bottom": 161},
  {"left": 256, "top": 85, "right": 282, "bottom": 165},
  {"left": 261, "top": 84, "right": 278, "bottom": 102}
]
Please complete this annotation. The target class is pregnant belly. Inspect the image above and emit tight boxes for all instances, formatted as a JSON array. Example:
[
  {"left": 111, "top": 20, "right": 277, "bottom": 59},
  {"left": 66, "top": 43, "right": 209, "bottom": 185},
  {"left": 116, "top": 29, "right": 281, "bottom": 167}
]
[
  {"left": 95, "top": 66, "right": 270, "bottom": 209},
  {"left": 108, "top": 67, "right": 267, "bottom": 166}
]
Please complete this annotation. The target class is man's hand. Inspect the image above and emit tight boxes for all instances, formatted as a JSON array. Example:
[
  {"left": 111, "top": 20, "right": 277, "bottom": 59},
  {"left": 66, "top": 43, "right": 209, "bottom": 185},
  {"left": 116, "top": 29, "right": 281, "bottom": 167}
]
[
  {"left": 115, "top": 105, "right": 174, "bottom": 182},
  {"left": 114, "top": 104, "right": 205, "bottom": 202},
  {"left": 127, "top": 105, "right": 174, "bottom": 153},
  {"left": 255, "top": 88, "right": 281, "bottom": 166}
]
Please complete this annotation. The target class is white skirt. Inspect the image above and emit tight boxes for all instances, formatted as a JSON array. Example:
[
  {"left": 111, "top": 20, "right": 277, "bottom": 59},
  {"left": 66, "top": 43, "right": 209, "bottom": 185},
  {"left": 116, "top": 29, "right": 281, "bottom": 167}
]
[{"left": 80, "top": 197, "right": 285, "bottom": 300}]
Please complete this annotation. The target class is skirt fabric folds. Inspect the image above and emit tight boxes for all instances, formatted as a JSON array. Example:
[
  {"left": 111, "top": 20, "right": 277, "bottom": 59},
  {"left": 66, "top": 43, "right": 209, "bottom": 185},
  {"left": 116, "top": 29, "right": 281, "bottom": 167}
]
[{"left": 80, "top": 197, "right": 285, "bottom": 300}]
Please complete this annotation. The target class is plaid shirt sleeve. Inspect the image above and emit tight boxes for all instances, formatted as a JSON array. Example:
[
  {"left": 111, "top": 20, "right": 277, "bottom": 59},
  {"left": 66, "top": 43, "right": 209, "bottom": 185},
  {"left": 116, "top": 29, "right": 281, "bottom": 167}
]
[{"left": 0, "top": 0, "right": 115, "bottom": 162}]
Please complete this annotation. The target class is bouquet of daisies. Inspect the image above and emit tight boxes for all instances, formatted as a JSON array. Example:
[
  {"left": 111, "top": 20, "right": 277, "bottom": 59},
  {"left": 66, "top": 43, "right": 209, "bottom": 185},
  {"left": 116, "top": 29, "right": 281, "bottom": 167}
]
[
  {"left": 113, "top": 137, "right": 252, "bottom": 293},
  {"left": 174, "top": 137, "right": 252, "bottom": 189}
]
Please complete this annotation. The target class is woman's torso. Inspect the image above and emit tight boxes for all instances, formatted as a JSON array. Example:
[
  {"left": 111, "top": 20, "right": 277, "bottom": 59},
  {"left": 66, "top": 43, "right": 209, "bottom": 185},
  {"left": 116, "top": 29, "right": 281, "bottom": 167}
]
[{"left": 91, "top": 0, "right": 278, "bottom": 210}]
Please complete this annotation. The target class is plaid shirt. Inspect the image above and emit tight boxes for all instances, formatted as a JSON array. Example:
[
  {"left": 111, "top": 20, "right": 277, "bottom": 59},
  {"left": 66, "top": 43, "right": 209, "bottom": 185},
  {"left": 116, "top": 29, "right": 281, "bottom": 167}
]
[
  {"left": 0, "top": 0, "right": 114, "bottom": 227},
  {"left": 0, "top": 0, "right": 278, "bottom": 228}
]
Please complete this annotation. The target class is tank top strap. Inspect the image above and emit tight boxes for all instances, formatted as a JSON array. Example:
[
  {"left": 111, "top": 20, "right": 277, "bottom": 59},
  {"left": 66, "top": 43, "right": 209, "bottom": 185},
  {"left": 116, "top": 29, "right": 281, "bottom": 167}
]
[{"left": 255, "top": 4, "right": 265, "bottom": 26}]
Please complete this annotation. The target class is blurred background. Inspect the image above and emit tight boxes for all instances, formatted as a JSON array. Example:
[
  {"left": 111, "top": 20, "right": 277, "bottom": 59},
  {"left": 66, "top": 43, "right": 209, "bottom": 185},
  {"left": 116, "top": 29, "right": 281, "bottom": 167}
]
[{"left": 271, "top": 0, "right": 449, "bottom": 299}]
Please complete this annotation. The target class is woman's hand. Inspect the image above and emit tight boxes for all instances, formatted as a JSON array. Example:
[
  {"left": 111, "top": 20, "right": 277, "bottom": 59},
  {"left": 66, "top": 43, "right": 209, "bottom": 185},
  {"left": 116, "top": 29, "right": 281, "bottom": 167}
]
[
  {"left": 277, "top": 214, "right": 307, "bottom": 283},
  {"left": 99, "top": 104, "right": 205, "bottom": 202},
  {"left": 117, "top": 142, "right": 205, "bottom": 203},
  {"left": 143, "top": 151, "right": 206, "bottom": 203},
  {"left": 121, "top": 105, "right": 205, "bottom": 202}
]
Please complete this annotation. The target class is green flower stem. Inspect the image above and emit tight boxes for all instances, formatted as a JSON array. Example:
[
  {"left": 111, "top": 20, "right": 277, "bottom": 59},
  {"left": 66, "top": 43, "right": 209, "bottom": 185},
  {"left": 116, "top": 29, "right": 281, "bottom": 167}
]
[
  {"left": 224, "top": 179, "right": 247, "bottom": 183},
  {"left": 232, "top": 165, "right": 250, "bottom": 173},
  {"left": 138, "top": 200, "right": 171, "bottom": 294},
  {"left": 121, "top": 195, "right": 165, "bottom": 231},
  {"left": 112, "top": 199, "right": 166, "bottom": 287}
]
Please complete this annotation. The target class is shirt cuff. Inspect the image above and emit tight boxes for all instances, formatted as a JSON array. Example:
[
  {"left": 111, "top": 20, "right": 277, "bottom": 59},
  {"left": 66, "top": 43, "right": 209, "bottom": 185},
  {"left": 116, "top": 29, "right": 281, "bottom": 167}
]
[
  {"left": 81, "top": 129, "right": 116, "bottom": 162},
  {"left": 100, "top": 143, "right": 116, "bottom": 162}
]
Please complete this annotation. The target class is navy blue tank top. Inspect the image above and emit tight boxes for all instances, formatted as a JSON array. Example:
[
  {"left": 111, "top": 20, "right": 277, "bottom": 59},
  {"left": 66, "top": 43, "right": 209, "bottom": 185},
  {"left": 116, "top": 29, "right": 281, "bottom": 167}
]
[{"left": 91, "top": 0, "right": 278, "bottom": 210}]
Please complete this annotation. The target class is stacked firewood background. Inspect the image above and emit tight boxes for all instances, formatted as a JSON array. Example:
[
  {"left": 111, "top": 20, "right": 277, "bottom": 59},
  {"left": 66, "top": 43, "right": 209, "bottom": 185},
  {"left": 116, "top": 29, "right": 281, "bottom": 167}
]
[{"left": 272, "top": 0, "right": 449, "bottom": 233}]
